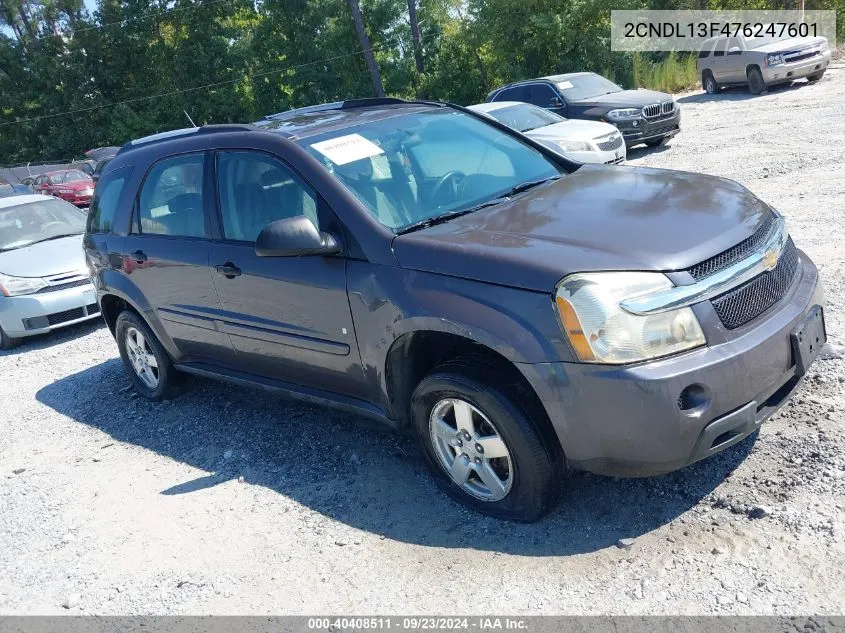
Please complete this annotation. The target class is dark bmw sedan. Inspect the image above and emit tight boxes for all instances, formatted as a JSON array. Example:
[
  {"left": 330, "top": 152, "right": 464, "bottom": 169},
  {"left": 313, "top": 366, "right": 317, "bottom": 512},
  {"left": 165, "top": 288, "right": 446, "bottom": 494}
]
[
  {"left": 84, "top": 98, "right": 823, "bottom": 521},
  {"left": 487, "top": 72, "right": 681, "bottom": 148}
]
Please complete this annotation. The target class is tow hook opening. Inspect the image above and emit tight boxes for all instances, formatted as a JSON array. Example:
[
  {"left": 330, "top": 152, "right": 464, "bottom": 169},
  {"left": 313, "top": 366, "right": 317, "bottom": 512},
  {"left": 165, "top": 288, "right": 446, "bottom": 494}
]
[{"left": 678, "top": 383, "right": 710, "bottom": 416}]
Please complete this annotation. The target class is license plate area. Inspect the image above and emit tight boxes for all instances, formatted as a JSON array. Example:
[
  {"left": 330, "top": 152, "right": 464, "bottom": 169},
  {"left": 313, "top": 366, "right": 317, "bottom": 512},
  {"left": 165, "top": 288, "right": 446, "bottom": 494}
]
[{"left": 790, "top": 306, "right": 826, "bottom": 377}]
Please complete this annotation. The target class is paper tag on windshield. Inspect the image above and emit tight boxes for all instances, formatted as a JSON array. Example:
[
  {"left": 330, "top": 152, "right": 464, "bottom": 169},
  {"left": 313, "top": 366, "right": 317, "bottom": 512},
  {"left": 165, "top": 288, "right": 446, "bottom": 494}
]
[
  {"left": 310, "top": 134, "right": 384, "bottom": 165},
  {"left": 556, "top": 81, "right": 574, "bottom": 90}
]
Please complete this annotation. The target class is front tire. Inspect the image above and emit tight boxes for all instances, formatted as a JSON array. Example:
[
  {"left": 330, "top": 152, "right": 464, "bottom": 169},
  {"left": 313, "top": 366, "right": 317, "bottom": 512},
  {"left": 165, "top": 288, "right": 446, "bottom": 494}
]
[
  {"left": 411, "top": 359, "right": 563, "bottom": 522},
  {"left": 0, "top": 326, "right": 21, "bottom": 350},
  {"left": 702, "top": 71, "right": 719, "bottom": 95},
  {"left": 807, "top": 70, "right": 825, "bottom": 82},
  {"left": 747, "top": 67, "right": 767, "bottom": 95},
  {"left": 646, "top": 137, "right": 670, "bottom": 148},
  {"left": 115, "top": 310, "right": 185, "bottom": 400}
]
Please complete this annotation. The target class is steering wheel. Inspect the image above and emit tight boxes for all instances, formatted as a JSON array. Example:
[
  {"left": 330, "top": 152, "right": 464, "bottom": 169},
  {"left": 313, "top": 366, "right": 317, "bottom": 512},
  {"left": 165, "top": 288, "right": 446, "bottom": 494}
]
[{"left": 430, "top": 170, "right": 466, "bottom": 205}]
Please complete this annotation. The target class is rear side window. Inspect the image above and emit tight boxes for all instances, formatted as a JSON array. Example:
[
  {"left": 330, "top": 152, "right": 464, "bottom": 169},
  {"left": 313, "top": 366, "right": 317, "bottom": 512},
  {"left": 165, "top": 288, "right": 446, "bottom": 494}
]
[
  {"left": 713, "top": 39, "right": 727, "bottom": 57},
  {"left": 137, "top": 153, "right": 206, "bottom": 238},
  {"left": 86, "top": 167, "right": 128, "bottom": 234},
  {"left": 492, "top": 85, "right": 528, "bottom": 102}
]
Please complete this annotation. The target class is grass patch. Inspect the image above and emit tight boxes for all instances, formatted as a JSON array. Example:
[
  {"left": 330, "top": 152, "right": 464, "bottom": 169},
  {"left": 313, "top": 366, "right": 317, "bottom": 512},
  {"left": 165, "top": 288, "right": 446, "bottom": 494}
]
[{"left": 632, "top": 52, "right": 699, "bottom": 94}]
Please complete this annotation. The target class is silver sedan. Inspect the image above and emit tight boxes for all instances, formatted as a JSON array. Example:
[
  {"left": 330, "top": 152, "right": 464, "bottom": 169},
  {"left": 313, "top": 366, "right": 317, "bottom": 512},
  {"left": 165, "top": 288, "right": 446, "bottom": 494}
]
[{"left": 0, "top": 195, "right": 100, "bottom": 349}]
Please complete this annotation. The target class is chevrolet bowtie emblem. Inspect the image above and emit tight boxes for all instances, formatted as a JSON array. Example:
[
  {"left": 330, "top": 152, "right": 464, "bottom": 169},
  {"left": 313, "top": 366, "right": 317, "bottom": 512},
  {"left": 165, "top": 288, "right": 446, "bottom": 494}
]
[{"left": 762, "top": 247, "right": 780, "bottom": 271}]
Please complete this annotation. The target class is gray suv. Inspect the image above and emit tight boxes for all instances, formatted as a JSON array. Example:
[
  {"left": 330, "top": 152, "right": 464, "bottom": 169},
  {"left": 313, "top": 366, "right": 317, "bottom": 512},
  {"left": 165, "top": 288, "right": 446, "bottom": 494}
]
[
  {"left": 698, "top": 34, "right": 831, "bottom": 95},
  {"left": 86, "top": 98, "right": 825, "bottom": 521}
]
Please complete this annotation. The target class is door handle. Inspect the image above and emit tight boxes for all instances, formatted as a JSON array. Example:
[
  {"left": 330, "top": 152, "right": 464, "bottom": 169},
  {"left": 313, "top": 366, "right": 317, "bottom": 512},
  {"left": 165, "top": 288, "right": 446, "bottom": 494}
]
[
  {"left": 131, "top": 250, "right": 147, "bottom": 263},
  {"left": 214, "top": 262, "right": 242, "bottom": 278}
]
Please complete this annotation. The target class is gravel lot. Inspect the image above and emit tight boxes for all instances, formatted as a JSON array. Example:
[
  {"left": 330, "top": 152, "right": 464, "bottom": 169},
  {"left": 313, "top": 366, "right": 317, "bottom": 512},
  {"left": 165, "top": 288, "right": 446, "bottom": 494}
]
[{"left": 2, "top": 63, "right": 845, "bottom": 616}]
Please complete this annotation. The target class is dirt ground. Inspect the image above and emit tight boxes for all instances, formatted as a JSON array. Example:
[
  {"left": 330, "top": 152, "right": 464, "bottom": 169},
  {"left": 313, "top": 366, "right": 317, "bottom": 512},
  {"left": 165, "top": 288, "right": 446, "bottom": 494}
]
[{"left": 1, "top": 62, "right": 844, "bottom": 616}]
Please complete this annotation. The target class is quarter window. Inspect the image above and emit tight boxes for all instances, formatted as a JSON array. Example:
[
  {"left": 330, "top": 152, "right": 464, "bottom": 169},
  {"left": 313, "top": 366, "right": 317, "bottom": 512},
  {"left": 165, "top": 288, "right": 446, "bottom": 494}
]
[
  {"left": 87, "top": 168, "right": 128, "bottom": 234},
  {"left": 216, "top": 151, "right": 318, "bottom": 242},
  {"left": 137, "top": 153, "right": 206, "bottom": 238}
]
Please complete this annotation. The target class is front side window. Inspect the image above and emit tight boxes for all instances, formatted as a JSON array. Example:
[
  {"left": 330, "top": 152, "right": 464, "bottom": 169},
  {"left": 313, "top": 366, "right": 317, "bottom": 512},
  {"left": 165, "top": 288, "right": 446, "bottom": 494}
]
[
  {"left": 526, "top": 84, "right": 561, "bottom": 108},
  {"left": 137, "top": 153, "right": 205, "bottom": 238},
  {"left": 216, "top": 151, "right": 318, "bottom": 242},
  {"left": 0, "top": 198, "right": 86, "bottom": 252},
  {"left": 293, "top": 108, "right": 562, "bottom": 231},
  {"left": 713, "top": 39, "right": 728, "bottom": 56},
  {"left": 486, "top": 103, "right": 564, "bottom": 132}
]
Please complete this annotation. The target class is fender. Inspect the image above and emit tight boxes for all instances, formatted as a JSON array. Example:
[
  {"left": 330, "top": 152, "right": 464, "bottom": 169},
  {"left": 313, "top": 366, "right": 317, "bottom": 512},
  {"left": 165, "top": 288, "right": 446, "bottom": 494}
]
[
  {"left": 346, "top": 261, "right": 573, "bottom": 417},
  {"left": 98, "top": 267, "right": 182, "bottom": 361}
]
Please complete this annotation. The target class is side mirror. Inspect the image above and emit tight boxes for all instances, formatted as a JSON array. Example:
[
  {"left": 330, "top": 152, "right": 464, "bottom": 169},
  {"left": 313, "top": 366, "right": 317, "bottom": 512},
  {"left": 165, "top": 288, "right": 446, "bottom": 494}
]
[
  {"left": 549, "top": 97, "right": 564, "bottom": 108},
  {"left": 728, "top": 47, "right": 742, "bottom": 55},
  {"left": 254, "top": 216, "right": 341, "bottom": 257}
]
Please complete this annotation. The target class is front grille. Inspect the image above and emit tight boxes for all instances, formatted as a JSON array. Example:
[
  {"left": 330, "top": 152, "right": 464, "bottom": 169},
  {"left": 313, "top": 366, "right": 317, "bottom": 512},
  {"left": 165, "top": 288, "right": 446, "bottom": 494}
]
[
  {"left": 783, "top": 48, "right": 820, "bottom": 63},
  {"left": 36, "top": 278, "right": 91, "bottom": 294},
  {"left": 642, "top": 101, "right": 674, "bottom": 118},
  {"left": 687, "top": 214, "right": 776, "bottom": 280},
  {"left": 643, "top": 103, "right": 661, "bottom": 118},
  {"left": 711, "top": 238, "right": 799, "bottom": 329},
  {"left": 46, "top": 307, "right": 85, "bottom": 326},
  {"left": 87, "top": 302, "right": 100, "bottom": 314},
  {"left": 596, "top": 134, "right": 624, "bottom": 151}
]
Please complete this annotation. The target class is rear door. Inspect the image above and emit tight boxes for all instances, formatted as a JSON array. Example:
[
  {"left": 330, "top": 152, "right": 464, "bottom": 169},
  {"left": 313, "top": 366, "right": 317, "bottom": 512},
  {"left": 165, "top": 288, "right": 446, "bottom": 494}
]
[
  {"left": 206, "top": 150, "right": 367, "bottom": 397},
  {"left": 117, "top": 152, "right": 233, "bottom": 363}
]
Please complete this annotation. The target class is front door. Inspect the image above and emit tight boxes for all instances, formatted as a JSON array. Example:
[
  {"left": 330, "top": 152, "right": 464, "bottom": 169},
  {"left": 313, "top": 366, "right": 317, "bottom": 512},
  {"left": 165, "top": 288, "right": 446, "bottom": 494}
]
[
  {"left": 207, "top": 150, "right": 366, "bottom": 398},
  {"left": 118, "top": 151, "right": 233, "bottom": 363}
]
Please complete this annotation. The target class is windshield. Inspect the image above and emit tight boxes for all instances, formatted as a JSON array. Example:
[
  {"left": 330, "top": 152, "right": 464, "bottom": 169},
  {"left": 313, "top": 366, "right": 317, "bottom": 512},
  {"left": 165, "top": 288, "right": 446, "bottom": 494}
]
[
  {"left": 555, "top": 74, "right": 622, "bottom": 101},
  {"left": 55, "top": 170, "right": 90, "bottom": 183},
  {"left": 0, "top": 198, "right": 86, "bottom": 251},
  {"left": 296, "top": 109, "right": 562, "bottom": 230},
  {"left": 483, "top": 104, "right": 564, "bottom": 132}
]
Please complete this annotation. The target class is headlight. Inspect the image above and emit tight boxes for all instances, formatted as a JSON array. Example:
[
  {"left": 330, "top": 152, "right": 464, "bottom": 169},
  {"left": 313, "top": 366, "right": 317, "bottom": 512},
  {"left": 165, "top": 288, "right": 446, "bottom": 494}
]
[
  {"left": 820, "top": 40, "right": 829, "bottom": 52},
  {"left": 557, "top": 141, "right": 593, "bottom": 152},
  {"left": 766, "top": 53, "right": 784, "bottom": 67},
  {"left": 0, "top": 272, "right": 49, "bottom": 296},
  {"left": 554, "top": 271, "right": 705, "bottom": 363},
  {"left": 57, "top": 189, "right": 74, "bottom": 194},
  {"left": 606, "top": 108, "right": 641, "bottom": 121}
]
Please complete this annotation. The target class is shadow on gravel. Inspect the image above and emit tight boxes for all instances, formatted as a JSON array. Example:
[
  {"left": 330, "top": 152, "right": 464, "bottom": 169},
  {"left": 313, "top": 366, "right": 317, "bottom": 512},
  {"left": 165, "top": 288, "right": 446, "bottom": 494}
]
[
  {"left": 0, "top": 319, "right": 104, "bottom": 357},
  {"left": 677, "top": 80, "right": 808, "bottom": 105},
  {"left": 37, "top": 359, "right": 755, "bottom": 556}
]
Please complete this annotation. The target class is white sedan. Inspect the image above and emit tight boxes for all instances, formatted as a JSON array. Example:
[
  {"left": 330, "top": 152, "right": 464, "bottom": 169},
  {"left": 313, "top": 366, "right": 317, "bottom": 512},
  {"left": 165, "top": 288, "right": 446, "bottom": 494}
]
[{"left": 468, "top": 101, "right": 626, "bottom": 165}]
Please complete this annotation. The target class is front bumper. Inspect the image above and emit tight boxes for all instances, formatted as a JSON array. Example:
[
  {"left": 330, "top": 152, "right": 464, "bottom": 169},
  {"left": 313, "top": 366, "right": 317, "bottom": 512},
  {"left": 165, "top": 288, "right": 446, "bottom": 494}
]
[
  {"left": 763, "top": 50, "right": 831, "bottom": 83},
  {"left": 613, "top": 110, "right": 681, "bottom": 147},
  {"left": 517, "top": 250, "right": 823, "bottom": 477},
  {"left": 0, "top": 284, "right": 100, "bottom": 338},
  {"left": 565, "top": 146, "right": 626, "bottom": 165},
  {"left": 57, "top": 192, "right": 93, "bottom": 207}
]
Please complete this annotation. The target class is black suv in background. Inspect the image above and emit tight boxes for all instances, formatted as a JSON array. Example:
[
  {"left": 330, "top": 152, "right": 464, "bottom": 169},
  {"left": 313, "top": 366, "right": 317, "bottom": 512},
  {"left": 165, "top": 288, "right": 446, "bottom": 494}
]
[
  {"left": 487, "top": 72, "right": 681, "bottom": 148},
  {"left": 85, "top": 98, "right": 823, "bottom": 521}
]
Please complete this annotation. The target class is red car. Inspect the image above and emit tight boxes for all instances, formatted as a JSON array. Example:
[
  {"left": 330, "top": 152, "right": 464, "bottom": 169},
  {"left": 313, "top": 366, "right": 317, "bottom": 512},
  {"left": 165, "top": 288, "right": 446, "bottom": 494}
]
[{"left": 33, "top": 169, "right": 95, "bottom": 208}]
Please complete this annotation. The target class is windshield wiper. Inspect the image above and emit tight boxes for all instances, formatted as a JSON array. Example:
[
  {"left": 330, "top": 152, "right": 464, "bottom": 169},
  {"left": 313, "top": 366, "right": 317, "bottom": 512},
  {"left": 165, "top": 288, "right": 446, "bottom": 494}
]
[
  {"left": 26, "top": 232, "right": 83, "bottom": 246},
  {"left": 395, "top": 176, "right": 560, "bottom": 236}
]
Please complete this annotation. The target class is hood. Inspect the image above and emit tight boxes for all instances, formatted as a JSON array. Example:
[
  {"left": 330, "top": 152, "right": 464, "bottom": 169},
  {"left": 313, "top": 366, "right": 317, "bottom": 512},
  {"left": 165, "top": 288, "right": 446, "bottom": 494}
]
[
  {"left": 751, "top": 36, "right": 827, "bottom": 54},
  {"left": 571, "top": 88, "right": 671, "bottom": 108},
  {"left": 526, "top": 119, "right": 619, "bottom": 144},
  {"left": 0, "top": 234, "right": 86, "bottom": 278},
  {"left": 392, "top": 166, "right": 773, "bottom": 292}
]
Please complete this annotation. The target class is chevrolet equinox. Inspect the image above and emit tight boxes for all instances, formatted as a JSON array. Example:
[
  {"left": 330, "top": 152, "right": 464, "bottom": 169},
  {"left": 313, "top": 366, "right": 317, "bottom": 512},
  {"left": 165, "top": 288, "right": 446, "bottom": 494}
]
[{"left": 84, "top": 98, "right": 826, "bottom": 521}]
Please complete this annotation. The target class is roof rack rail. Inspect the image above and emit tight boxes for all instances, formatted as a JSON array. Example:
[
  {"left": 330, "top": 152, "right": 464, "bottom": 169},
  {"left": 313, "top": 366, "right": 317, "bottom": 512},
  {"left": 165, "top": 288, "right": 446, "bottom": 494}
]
[
  {"left": 117, "top": 124, "right": 255, "bottom": 155},
  {"left": 262, "top": 97, "right": 445, "bottom": 122}
]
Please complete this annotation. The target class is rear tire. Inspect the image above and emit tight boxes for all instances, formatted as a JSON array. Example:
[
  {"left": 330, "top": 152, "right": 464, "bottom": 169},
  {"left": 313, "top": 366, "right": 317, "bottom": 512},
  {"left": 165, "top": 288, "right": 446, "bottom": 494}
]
[
  {"left": 702, "top": 71, "right": 719, "bottom": 95},
  {"left": 807, "top": 70, "right": 825, "bottom": 82},
  {"left": 0, "top": 326, "right": 21, "bottom": 350},
  {"left": 411, "top": 357, "right": 563, "bottom": 522},
  {"left": 115, "top": 310, "right": 185, "bottom": 400},
  {"left": 747, "top": 67, "right": 767, "bottom": 95}
]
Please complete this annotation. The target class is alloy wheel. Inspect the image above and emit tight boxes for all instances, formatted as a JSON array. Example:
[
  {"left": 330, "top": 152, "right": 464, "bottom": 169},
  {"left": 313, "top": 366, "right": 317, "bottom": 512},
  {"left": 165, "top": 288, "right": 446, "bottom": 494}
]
[
  {"left": 125, "top": 326, "right": 159, "bottom": 389},
  {"left": 429, "top": 398, "right": 513, "bottom": 501}
]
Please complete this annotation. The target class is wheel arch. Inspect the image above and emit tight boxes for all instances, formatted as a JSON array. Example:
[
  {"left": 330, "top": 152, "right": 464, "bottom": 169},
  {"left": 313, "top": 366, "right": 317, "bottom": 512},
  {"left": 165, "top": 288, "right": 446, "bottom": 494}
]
[{"left": 382, "top": 327, "right": 561, "bottom": 458}]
